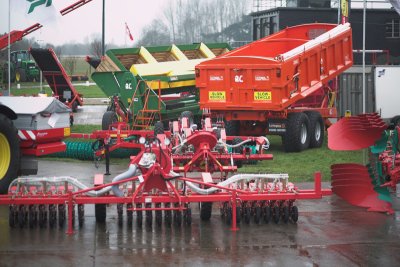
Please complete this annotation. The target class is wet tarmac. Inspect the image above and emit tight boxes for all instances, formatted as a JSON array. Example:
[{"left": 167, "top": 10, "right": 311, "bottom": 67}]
[{"left": 1, "top": 160, "right": 400, "bottom": 267}]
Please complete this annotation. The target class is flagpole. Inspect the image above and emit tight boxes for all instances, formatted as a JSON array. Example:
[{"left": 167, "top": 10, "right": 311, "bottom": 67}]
[
  {"left": 102, "top": 0, "right": 105, "bottom": 56},
  {"left": 8, "top": 0, "right": 11, "bottom": 95},
  {"left": 362, "top": 0, "right": 366, "bottom": 113}
]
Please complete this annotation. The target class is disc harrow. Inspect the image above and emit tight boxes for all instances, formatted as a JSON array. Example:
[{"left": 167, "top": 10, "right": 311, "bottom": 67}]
[{"left": 1, "top": 117, "right": 331, "bottom": 234}]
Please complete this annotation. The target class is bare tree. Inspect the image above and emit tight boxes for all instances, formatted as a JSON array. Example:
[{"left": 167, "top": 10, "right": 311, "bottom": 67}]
[
  {"left": 63, "top": 57, "right": 77, "bottom": 76},
  {"left": 90, "top": 39, "right": 104, "bottom": 58},
  {"left": 164, "top": 0, "right": 176, "bottom": 42}
]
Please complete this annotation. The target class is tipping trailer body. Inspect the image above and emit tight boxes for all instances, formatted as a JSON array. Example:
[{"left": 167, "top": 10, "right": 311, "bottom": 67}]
[
  {"left": 29, "top": 48, "right": 84, "bottom": 112},
  {"left": 196, "top": 23, "right": 353, "bottom": 125}
]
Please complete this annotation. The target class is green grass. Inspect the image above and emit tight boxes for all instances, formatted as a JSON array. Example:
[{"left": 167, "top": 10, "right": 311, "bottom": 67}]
[
  {"left": 240, "top": 135, "right": 363, "bottom": 182},
  {"left": 9, "top": 84, "right": 106, "bottom": 98}
]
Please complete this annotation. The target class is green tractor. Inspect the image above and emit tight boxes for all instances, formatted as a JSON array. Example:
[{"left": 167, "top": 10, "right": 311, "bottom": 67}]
[{"left": 2, "top": 50, "right": 40, "bottom": 83}]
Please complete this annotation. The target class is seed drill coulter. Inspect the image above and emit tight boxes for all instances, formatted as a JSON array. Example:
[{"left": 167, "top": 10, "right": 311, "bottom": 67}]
[{"left": 0, "top": 115, "right": 330, "bottom": 233}]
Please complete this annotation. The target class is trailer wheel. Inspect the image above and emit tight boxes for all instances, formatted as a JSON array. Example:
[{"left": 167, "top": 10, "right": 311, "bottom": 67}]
[
  {"left": 200, "top": 202, "right": 212, "bottom": 221},
  {"left": 0, "top": 113, "right": 20, "bottom": 194},
  {"left": 102, "top": 111, "right": 118, "bottom": 130},
  {"left": 225, "top": 120, "right": 240, "bottom": 136},
  {"left": 154, "top": 121, "right": 164, "bottom": 135},
  {"left": 180, "top": 111, "right": 194, "bottom": 125},
  {"left": 95, "top": 204, "right": 106, "bottom": 223},
  {"left": 71, "top": 101, "right": 79, "bottom": 113},
  {"left": 283, "top": 112, "right": 310, "bottom": 152},
  {"left": 232, "top": 137, "right": 244, "bottom": 168},
  {"left": 304, "top": 111, "right": 324, "bottom": 148}
]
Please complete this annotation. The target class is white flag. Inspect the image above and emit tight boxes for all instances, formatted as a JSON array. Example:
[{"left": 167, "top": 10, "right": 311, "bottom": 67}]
[
  {"left": 11, "top": 0, "right": 59, "bottom": 29},
  {"left": 388, "top": 0, "right": 400, "bottom": 15}
]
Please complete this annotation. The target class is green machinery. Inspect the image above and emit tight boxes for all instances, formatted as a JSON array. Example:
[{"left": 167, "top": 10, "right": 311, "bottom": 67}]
[
  {"left": 2, "top": 50, "right": 40, "bottom": 83},
  {"left": 91, "top": 43, "right": 231, "bottom": 129}
]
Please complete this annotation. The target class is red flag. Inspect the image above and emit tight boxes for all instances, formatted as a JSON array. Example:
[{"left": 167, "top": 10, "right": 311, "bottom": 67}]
[{"left": 125, "top": 22, "right": 134, "bottom": 41}]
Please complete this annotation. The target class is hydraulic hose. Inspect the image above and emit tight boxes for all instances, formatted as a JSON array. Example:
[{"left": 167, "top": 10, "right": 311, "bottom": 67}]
[
  {"left": 9, "top": 164, "right": 139, "bottom": 197},
  {"left": 169, "top": 171, "right": 289, "bottom": 195},
  {"left": 111, "top": 164, "right": 137, "bottom": 197}
]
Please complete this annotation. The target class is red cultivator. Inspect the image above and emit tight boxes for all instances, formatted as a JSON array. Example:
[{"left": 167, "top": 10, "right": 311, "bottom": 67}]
[
  {"left": 1, "top": 117, "right": 331, "bottom": 233},
  {"left": 329, "top": 113, "right": 400, "bottom": 214}
]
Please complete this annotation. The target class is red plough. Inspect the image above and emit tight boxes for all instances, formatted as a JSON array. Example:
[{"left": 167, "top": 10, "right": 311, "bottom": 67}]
[{"left": 329, "top": 113, "right": 399, "bottom": 214}]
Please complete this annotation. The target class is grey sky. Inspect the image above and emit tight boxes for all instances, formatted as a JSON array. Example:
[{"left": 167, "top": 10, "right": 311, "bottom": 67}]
[{"left": 0, "top": 0, "right": 169, "bottom": 45}]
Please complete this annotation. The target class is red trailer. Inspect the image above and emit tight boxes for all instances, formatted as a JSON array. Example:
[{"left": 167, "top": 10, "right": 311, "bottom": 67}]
[{"left": 196, "top": 23, "right": 353, "bottom": 152}]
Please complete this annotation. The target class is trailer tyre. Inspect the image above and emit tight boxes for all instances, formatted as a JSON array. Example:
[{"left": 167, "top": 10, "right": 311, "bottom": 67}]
[
  {"left": 102, "top": 111, "right": 118, "bottom": 130},
  {"left": 154, "top": 121, "right": 164, "bottom": 135},
  {"left": 283, "top": 113, "right": 310, "bottom": 152},
  {"left": 232, "top": 137, "right": 244, "bottom": 168},
  {"left": 225, "top": 120, "right": 240, "bottom": 136},
  {"left": 0, "top": 114, "right": 20, "bottom": 194},
  {"left": 304, "top": 111, "right": 324, "bottom": 148},
  {"left": 180, "top": 111, "right": 194, "bottom": 125},
  {"left": 71, "top": 101, "right": 79, "bottom": 113}
]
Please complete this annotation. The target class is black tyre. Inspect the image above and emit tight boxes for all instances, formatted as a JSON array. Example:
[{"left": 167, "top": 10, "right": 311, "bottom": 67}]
[
  {"left": 9, "top": 205, "right": 16, "bottom": 227},
  {"left": 225, "top": 207, "right": 232, "bottom": 225},
  {"left": 282, "top": 206, "right": 290, "bottom": 224},
  {"left": 154, "top": 121, "right": 164, "bottom": 135},
  {"left": 291, "top": 206, "right": 299, "bottom": 223},
  {"left": 263, "top": 205, "right": 271, "bottom": 224},
  {"left": 101, "top": 111, "right": 118, "bottom": 130},
  {"left": 180, "top": 111, "right": 194, "bottom": 125},
  {"left": 283, "top": 112, "right": 310, "bottom": 152},
  {"left": 58, "top": 204, "right": 66, "bottom": 228},
  {"left": 273, "top": 206, "right": 280, "bottom": 224},
  {"left": 304, "top": 111, "right": 324, "bottom": 148},
  {"left": 200, "top": 202, "right": 212, "bottom": 221},
  {"left": 164, "top": 203, "right": 172, "bottom": 227},
  {"left": 184, "top": 206, "right": 192, "bottom": 226},
  {"left": 244, "top": 206, "right": 251, "bottom": 224},
  {"left": 95, "top": 204, "right": 106, "bottom": 223},
  {"left": 254, "top": 206, "right": 261, "bottom": 224},
  {"left": 225, "top": 120, "right": 240, "bottom": 136},
  {"left": 236, "top": 206, "right": 241, "bottom": 224},
  {"left": 15, "top": 69, "right": 26, "bottom": 82},
  {"left": 71, "top": 101, "right": 79, "bottom": 113},
  {"left": 127, "top": 203, "right": 133, "bottom": 226},
  {"left": 0, "top": 113, "right": 20, "bottom": 194},
  {"left": 232, "top": 137, "right": 244, "bottom": 168}
]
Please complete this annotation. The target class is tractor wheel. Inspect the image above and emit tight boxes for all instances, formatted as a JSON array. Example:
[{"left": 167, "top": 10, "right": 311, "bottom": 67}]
[
  {"left": 71, "top": 101, "right": 79, "bottom": 113},
  {"left": 200, "top": 202, "right": 212, "bottom": 221},
  {"left": 283, "top": 112, "right": 310, "bottom": 152},
  {"left": 95, "top": 204, "right": 106, "bottom": 223},
  {"left": 101, "top": 111, "right": 118, "bottom": 130},
  {"left": 154, "top": 121, "right": 164, "bottom": 135},
  {"left": 304, "top": 111, "right": 324, "bottom": 148},
  {"left": 15, "top": 69, "right": 26, "bottom": 83},
  {"left": 0, "top": 114, "right": 20, "bottom": 194},
  {"left": 232, "top": 137, "right": 244, "bottom": 168},
  {"left": 225, "top": 120, "right": 240, "bottom": 136},
  {"left": 180, "top": 111, "right": 194, "bottom": 125}
]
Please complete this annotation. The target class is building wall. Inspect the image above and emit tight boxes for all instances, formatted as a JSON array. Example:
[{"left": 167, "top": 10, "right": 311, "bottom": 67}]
[{"left": 251, "top": 8, "right": 400, "bottom": 64}]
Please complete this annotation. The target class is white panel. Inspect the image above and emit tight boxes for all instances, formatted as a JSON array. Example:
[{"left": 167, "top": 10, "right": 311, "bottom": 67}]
[{"left": 374, "top": 66, "right": 400, "bottom": 120}]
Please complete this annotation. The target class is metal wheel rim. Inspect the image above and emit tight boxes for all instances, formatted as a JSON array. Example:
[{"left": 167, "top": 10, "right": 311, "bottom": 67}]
[
  {"left": 300, "top": 123, "right": 307, "bottom": 144},
  {"left": 16, "top": 72, "right": 20, "bottom": 82},
  {"left": 315, "top": 121, "right": 321, "bottom": 141},
  {"left": 0, "top": 133, "right": 11, "bottom": 179}
]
